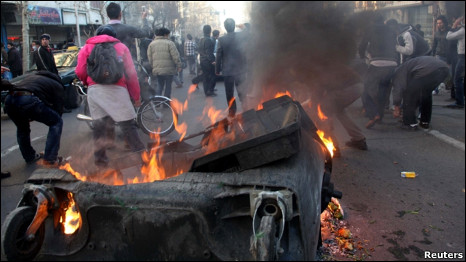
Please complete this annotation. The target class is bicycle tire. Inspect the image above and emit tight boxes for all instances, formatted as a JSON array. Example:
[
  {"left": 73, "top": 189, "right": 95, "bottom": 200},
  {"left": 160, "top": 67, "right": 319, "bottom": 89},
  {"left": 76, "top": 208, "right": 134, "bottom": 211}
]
[{"left": 137, "top": 96, "right": 177, "bottom": 136}]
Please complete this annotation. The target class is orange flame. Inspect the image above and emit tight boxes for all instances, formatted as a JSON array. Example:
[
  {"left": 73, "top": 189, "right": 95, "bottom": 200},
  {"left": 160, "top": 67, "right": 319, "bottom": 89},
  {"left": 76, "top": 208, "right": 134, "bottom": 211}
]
[
  {"left": 189, "top": 84, "right": 198, "bottom": 94},
  {"left": 317, "top": 104, "right": 328, "bottom": 120},
  {"left": 316, "top": 130, "right": 335, "bottom": 158},
  {"left": 256, "top": 90, "right": 291, "bottom": 110},
  {"left": 274, "top": 90, "right": 291, "bottom": 98},
  {"left": 60, "top": 192, "right": 82, "bottom": 234}
]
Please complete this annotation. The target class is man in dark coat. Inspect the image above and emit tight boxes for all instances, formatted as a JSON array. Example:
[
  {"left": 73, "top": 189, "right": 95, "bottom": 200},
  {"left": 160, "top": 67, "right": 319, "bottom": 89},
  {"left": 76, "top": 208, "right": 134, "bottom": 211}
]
[
  {"left": 102, "top": 2, "right": 150, "bottom": 60},
  {"left": 392, "top": 56, "right": 449, "bottom": 130},
  {"left": 34, "top": 34, "right": 59, "bottom": 75},
  {"left": 3, "top": 71, "right": 65, "bottom": 165},
  {"left": 215, "top": 18, "right": 247, "bottom": 117},
  {"left": 6, "top": 43, "right": 22, "bottom": 77},
  {"left": 198, "top": 24, "right": 217, "bottom": 97}
]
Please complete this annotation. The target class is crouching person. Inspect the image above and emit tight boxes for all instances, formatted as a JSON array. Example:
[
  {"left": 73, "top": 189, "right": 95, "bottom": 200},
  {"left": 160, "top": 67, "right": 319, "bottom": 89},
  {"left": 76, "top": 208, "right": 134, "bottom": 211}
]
[
  {"left": 3, "top": 71, "right": 64, "bottom": 166},
  {"left": 76, "top": 25, "right": 145, "bottom": 168},
  {"left": 392, "top": 56, "right": 449, "bottom": 130}
]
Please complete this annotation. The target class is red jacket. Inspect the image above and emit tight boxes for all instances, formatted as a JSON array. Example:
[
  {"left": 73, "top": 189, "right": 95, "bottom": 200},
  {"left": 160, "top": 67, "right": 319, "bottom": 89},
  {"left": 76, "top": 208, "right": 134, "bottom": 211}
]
[{"left": 76, "top": 35, "right": 140, "bottom": 101}]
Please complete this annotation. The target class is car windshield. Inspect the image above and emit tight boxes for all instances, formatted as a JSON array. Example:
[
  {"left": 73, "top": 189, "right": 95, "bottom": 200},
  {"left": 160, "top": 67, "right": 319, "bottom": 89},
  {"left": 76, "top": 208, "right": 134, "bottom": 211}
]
[
  {"left": 29, "top": 50, "right": 78, "bottom": 71},
  {"left": 53, "top": 51, "right": 79, "bottom": 67}
]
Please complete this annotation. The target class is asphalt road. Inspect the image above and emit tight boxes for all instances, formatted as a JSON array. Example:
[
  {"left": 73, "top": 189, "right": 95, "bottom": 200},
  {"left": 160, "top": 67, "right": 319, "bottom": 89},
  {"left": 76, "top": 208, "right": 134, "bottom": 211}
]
[{"left": 1, "top": 71, "right": 464, "bottom": 261}]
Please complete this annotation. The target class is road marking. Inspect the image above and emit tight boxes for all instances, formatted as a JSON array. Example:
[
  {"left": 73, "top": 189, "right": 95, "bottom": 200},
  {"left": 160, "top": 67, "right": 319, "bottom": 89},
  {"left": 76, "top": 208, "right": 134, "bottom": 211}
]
[
  {"left": 424, "top": 129, "right": 465, "bottom": 152},
  {"left": 1, "top": 136, "right": 45, "bottom": 158}
]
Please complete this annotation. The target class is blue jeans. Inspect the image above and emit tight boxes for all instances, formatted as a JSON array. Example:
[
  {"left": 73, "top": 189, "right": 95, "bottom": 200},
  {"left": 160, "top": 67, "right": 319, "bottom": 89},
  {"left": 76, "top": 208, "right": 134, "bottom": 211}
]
[
  {"left": 454, "top": 55, "right": 465, "bottom": 106},
  {"left": 4, "top": 94, "right": 63, "bottom": 163},
  {"left": 156, "top": 75, "right": 174, "bottom": 98}
]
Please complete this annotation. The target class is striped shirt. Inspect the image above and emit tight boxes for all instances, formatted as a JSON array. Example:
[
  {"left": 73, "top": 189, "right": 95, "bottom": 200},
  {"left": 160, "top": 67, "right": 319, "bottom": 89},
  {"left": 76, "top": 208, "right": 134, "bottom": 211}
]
[{"left": 184, "top": 40, "right": 196, "bottom": 56}]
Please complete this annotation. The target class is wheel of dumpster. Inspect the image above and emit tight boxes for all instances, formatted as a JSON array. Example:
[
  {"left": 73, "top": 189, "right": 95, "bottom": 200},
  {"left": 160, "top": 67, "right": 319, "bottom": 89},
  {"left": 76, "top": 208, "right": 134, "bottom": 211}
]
[
  {"left": 1, "top": 206, "right": 45, "bottom": 261},
  {"left": 256, "top": 215, "right": 277, "bottom": 261}
]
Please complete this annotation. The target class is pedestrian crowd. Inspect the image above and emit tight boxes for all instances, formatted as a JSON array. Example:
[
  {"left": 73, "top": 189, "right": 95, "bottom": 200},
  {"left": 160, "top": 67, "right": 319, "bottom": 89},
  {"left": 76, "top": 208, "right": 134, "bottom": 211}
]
[
  {"left": 1, "top": 2, "right": 464, "bottom": 176},
  {"left": 357, "top": 14, "right": 464, "bottom": 134}
]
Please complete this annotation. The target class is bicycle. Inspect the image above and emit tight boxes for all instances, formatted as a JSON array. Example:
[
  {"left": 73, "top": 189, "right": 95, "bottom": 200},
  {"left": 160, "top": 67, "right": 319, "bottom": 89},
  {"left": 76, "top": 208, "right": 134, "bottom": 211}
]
[{"left": 75, "top": 79, "right": 178, "bottom": 137}]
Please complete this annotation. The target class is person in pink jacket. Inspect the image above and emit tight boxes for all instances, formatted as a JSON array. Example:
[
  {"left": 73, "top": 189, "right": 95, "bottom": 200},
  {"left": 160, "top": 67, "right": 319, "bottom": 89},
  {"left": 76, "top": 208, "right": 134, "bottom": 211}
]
[{"left": 76, "top": 25, "right": 145, "bottom": 168}]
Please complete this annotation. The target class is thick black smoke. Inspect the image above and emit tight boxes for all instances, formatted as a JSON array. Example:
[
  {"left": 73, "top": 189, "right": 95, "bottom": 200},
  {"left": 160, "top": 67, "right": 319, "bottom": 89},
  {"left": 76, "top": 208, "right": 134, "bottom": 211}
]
[{"left": 246, "top": 2, "right": 373, "bottom": 108}]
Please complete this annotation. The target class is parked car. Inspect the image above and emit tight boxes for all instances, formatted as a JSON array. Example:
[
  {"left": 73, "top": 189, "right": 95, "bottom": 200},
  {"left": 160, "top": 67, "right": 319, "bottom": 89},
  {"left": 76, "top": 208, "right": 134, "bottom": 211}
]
[{"left": 7, "top": 49, "right": 81, "bottom": 109}]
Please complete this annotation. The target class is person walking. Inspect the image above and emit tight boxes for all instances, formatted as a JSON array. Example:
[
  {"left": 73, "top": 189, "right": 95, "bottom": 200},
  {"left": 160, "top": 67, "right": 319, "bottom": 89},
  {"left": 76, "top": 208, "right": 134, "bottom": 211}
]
[
  {"left": 198, "top": 25, "right": 217, "bottom": 97},
  {"left": 215, "top": 18, "right": 247, "bottom": 118},
  {"left": 3, "top": 71, "right": 65, "bottom": 166},
  {"left": 75, "top": 25, "right": 146, "bottom": 167},
  {"left": 184, "top": 34, "right": 197, "bottom": 75},
  {"left": 432, "top": 15, "right": 457, "bottom": 96},
  {"left": 147, "top": 27, "right": 182, "bottom": 100},
  {"left": 6, "top": 43, "right": 22, "bottom": 78},
  {"left": 102, "top": 2, "right": 150, "bottom": 60},
  {"left": 34, "top": 34, "right": 59, "bottom": 75},
  {"left": 392, "top": 56, "right": 449, "bottom": 130},
  {"left": 314, "top": 63, "right": 368, "bottom": 156},
  {"left": 445, "top": 16, "right": 465, "bottom": 109},
  {"left": 30, "top": 40, "right": 40, "bottom": 69},
  {"left": 171, "top": 35, "right": 184, "bottom": 88},
  {"left": 358, "top": 13, "right": 398, "bottom": 129}
]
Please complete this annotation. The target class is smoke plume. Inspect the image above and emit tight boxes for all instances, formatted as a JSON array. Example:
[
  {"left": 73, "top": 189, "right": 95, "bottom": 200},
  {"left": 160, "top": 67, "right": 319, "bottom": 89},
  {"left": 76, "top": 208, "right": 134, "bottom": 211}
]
[{"left": 246, "top": 2, "right": 370, "bottom": 108}]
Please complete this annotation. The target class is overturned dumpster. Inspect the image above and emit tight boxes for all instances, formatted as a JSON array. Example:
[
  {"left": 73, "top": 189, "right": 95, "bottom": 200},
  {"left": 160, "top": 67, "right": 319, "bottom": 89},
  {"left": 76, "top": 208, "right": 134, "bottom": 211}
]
[{"left": 1, "top": 95, "right": 341, "bottom": 261}]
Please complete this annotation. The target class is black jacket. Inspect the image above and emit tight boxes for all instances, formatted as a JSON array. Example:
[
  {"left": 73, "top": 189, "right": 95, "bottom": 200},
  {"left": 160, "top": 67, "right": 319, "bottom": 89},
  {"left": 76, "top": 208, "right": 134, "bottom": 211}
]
[
  {"left": 432, "top": 27, "right": 457, "bottom": 63},
  {"left": 359, "top": 23, "right": 398, "bottom": 62},
  {"left": 198, "top": 35, "right": 215, "bottom": 63},
  {"left": 398, "top": 25, "right": 431, "bottom": 61},
  {"left": 13, "top": 71, "right": 65, "bottom": 115},
  {"left": 215, "top": 32, "right": 246, "bottom": 76},
  {"left": 106, "top": 21, "right": 150, "bottom": 59},
  {"left": 34, "top": 46, "right": 59, "bottom": 75},
  {"left": 7, "top": 46, "right": 22, "bottom": 72},
  {"left": 392, "top": 56, "right": 448, "bottom": 106}
]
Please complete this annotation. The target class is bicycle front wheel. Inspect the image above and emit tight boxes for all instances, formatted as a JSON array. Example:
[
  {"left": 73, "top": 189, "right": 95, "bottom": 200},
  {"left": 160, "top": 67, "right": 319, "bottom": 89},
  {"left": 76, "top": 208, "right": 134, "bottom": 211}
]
[{"left": 137, "top": 96, "right": 177, "bottom": 136}]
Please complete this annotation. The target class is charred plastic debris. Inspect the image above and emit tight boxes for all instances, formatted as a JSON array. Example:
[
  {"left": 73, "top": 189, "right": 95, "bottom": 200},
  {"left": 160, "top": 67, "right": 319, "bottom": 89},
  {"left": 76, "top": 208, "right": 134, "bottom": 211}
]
[{"left": 1, "top": 95, "right": 342, "bottom": 261}]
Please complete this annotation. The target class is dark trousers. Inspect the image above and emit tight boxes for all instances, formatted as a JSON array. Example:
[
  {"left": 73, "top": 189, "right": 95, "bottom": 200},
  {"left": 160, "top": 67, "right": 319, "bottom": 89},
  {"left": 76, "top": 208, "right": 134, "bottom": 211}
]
[
  {"left": 4, "top": 94, "right": 63, "bottom": 162},
  {"left": 450, "top": 55, "right": 458, "bottom": 99},
  {"left": 454, "top": 55, "right": 465, "bottom": 106},
  {"left": 186, "top": 56, "right": 196, "bottom": 74},
  {"left": 322, "top": 83, "right": 365, "bottom": 145},
  {"left": 93, "top": 116, "right": 145, "bottom": 164},
  {"left": 200, "top": 60, "right": 216, "bottom": 95},
  {"left": 224, "top": 74, "right": 246, "bottom": 117},
  {"left": 402, "top": 67, "right": 449, "bottom": 125},
  {"left": 363, "top": 65, "right": 396, "bottom": 120},
  {"left": 156, "top": 75, "right": 174, "bottom": 98},
  {"left": 11, "top": 69, "right": 23, "bottom": 78}
]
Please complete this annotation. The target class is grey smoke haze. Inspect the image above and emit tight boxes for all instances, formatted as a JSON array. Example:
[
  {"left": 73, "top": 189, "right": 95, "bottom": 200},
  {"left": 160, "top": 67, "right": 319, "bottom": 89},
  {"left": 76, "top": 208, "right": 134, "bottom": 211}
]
[{"left": 246, "top": 1, "right": 371, "bottom": 107}]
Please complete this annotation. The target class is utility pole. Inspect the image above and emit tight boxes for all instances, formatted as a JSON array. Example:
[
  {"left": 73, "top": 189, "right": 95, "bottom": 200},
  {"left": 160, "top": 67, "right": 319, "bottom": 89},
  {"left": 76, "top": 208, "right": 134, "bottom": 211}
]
[
  {"left": 74, "top": 2, "right": 82, "bottom": 47},
  {"left": 21, "top": 1, "right": 30, "bottom": 72}
]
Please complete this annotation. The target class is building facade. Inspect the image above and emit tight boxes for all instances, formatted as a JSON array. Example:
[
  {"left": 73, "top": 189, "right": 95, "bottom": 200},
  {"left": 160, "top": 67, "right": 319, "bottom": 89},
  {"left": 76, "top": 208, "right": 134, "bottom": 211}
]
[
  {"left": 1, "top": 1, "right": 105, "bottom": 51},
  {"left": 354, "top": 1, "right": 466, "bottom": 46}
]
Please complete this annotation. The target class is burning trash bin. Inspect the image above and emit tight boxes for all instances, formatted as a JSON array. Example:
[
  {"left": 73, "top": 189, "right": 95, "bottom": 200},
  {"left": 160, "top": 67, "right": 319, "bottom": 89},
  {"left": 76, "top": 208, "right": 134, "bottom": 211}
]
[{"left": 1, "top": 95, "right": 341, "bottom": 261}]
